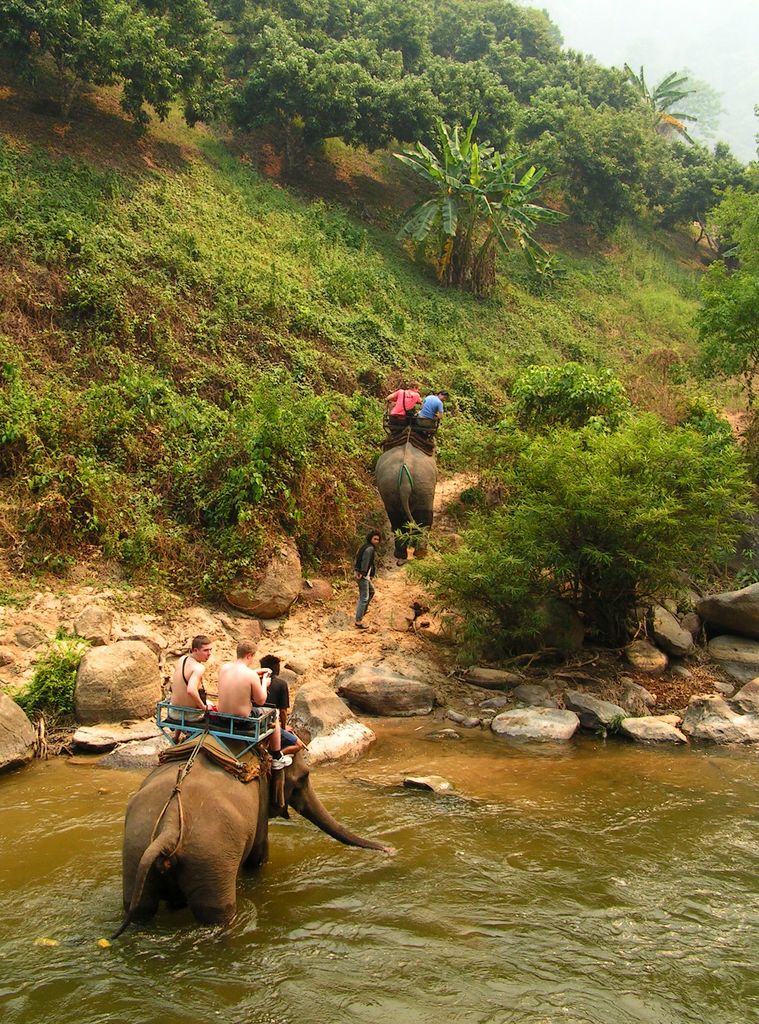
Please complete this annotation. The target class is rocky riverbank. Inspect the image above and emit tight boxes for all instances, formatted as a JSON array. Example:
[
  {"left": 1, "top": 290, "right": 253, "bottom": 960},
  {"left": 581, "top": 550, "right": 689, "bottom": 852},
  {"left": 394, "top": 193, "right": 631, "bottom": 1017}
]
[{"left": 2, "top": 554, "right": 759, "bottom": 774}]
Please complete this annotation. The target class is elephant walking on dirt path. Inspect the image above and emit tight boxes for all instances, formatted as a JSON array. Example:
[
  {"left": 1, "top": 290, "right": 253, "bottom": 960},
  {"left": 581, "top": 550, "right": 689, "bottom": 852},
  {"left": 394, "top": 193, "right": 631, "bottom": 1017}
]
[{"left": 375, "top": 436, "right": 437, "bottom": 560}]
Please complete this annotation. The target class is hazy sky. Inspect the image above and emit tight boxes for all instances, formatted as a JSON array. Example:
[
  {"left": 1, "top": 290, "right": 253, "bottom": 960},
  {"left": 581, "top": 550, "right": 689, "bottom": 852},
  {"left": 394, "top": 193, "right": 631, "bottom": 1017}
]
[{"left": 522, "top": 0, "right": 759, "bottom": 160}]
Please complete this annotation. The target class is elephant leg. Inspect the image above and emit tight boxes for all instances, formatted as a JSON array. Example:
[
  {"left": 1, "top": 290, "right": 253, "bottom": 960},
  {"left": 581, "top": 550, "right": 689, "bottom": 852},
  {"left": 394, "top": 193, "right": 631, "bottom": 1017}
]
[
  {"left": 243, "top": 774, "right": 270, "bottom": 870},
  {"left": 177, "top": 864, "right": 238, "bottom": 926}
]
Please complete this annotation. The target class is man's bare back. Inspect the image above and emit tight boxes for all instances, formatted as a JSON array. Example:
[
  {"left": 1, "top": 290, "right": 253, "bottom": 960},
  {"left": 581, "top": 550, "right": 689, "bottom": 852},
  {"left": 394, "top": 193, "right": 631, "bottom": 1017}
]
[{"left": 217, "top": 659, "right": 268, "bottom": 718}]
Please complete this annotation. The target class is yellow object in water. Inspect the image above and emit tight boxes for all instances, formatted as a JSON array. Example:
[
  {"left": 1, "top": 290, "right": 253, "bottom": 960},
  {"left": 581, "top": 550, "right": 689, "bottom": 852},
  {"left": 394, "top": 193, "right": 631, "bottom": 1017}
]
[
  {"left": 96, "top": 938, "right": 112, "bottom": 949},
  {"left": 34, "top": 937, "right": 59, "bottom": 947}
]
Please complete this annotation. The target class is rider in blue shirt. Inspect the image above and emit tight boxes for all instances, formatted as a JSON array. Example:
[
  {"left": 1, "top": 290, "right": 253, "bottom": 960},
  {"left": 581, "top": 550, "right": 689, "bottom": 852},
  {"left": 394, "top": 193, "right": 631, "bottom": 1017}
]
[{"left": 417, "top": 391, "right": 448, "bottom": 427}]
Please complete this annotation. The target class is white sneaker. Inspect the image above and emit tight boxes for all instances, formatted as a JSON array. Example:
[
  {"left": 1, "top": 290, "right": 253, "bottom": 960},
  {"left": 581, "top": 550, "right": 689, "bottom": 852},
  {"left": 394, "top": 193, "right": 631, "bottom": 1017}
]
[{"left": 271, "top": 754, "right": 293, "bottom": 770}]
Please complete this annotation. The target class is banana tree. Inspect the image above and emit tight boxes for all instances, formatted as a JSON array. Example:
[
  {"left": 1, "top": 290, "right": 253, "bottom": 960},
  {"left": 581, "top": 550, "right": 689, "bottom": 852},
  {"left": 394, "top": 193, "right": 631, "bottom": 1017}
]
[
  {"left": 624, "top": 65, "right": 697, "bottom": 143},
  {"left": 394, "top": 115, "right": 563, "bottom": 296}
]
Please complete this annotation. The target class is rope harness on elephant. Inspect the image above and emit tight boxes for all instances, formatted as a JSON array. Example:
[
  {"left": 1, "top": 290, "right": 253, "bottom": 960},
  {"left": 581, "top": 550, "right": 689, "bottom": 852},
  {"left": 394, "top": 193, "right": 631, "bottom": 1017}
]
[{"left": 149, "top": 739, "right": 204, "bottom": 862}]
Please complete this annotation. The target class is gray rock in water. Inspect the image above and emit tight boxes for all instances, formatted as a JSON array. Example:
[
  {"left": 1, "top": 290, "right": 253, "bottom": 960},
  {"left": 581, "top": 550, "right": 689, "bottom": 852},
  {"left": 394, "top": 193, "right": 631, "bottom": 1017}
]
[
  {"left": 289, "top": 681, "right": 375, "bottom": 764},
  {"left": 707, "top": 635, "right": 759, "bottom": 684},
  {"left": 73, "top": 720, "right": 161, "bottom": 752},
  {"left": 491, "top": 707, "right": 580, "bottom": 741},
  {"left": 697, "top": 583, "right": 759, "bottom": 640},
  {"left": 445, "top": 709, "right": 481, "bottom": 728},
  {"left": 336, "top": 665, "right": 435, "bottom": 716},
  {"left": 403, "top": 775, "right": 455, "bottom": 794},
  {"left": 624, "top": 641, "right": 668, "bottom": 676},
  {"left": 681, "top": 694, "right": 759, "bottom": 744},
  {"left": 0, "top": 693, "right": 35, "bottom": 772},
  {"left": 564, "top": 690, "right": 626, "bottom": 731},
  {"left": 651, "top": 605, "right": 695, "bottom": 657},
  {"left": 512, "top": 683, "right": 557, "bottom": 708},
  {"left": 100, "top": 735, "right": 170, "bottom": 769},
  {"left": 620, "top": 717, "right": 688, "bottom": 744},
  {"left": 425, "top": 729, "right": 461, "bottom": 741}
]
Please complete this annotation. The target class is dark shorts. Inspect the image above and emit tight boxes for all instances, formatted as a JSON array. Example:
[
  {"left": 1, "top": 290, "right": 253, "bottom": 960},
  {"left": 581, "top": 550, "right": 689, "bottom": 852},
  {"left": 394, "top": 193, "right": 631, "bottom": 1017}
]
[{"left": 280, "top": 728, "right": 301, "bottom": 748}]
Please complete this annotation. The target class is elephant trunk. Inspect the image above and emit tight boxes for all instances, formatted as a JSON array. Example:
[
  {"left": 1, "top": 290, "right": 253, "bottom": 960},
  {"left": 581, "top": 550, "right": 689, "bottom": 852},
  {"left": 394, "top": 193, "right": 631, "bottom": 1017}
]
[{"left": 290, "top": 778, "right": 394, "bottom": 854}]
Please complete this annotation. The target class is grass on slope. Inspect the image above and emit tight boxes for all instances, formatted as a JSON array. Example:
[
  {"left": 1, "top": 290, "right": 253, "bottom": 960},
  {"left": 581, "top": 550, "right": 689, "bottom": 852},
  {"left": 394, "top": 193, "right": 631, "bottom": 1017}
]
[{"left": 0, "top": 86, "right": 706, "bottom": 591}]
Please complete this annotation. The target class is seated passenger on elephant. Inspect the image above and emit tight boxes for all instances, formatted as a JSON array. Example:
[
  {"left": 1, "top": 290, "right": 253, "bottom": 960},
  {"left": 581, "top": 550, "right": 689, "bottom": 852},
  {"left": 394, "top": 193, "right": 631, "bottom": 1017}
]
[
  {"left": 169, "top": 635, "right": 212, "bottom": 731},
  {"left": 217, "top": 642, "right": 292, "bottom": 768},
  {"left": 416, "top": 390, "right": 448, "bottom": 430},
  {"left": 259, "top": 654, "right": 306, "bottom": 756},
  {"left": 385, "top": 385, "right": 421, "bottom": 428}
]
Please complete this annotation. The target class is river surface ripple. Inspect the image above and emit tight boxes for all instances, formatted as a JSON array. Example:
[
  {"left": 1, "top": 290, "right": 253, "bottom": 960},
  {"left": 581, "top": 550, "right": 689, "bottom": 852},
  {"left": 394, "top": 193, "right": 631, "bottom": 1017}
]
[{"left": 0, "top": 722, "right": 757, "bottom": 1024}]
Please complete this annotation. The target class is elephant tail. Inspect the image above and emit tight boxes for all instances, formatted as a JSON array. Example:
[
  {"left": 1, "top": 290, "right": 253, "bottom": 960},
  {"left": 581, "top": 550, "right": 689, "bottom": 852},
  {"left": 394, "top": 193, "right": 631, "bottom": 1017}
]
[
  {"left": 398, "top": 461, "right": 414, "bottom": 523},
  {"left": 110, "top": 815, "right": 181, "bottom": 940}
]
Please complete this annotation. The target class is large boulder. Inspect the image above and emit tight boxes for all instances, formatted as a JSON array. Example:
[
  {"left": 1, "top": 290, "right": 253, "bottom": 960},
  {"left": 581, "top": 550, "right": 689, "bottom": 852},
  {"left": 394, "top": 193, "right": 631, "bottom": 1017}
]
[
  {"left": 74, "top": 603, "right": 113, "bottom": 647},
  {"left": 706, "top": 635, "right": 759, "bottom": 684},
  {"left": 225, "top": 538, "right": 302, "bottom": 618},
  {"left": 620, "top": 717, "right": 688, "bottom": 744},
  {"left": 491, "top": 707, "right": 580, "bottom": 742},
  {"left": 564, "top": 690, "right": 627, "bottom": 731},
  {"left": 680, "top": 694, "right": 759, "bottom": 744},
  {"left": 650, "top": 606, "right": 695, "bottom": 658},
  {"left": 335, "top": 665, "right": 435, "bottom": 716},
  {"left": 74, "top": 641, "right": 162, "bottom": 725},
  {"left": 289, "top": 681, "right": 374, "bottom": 764},
  {"left": 624, "top": 640, "right": 668, "bottom": 676},
  {"left": 698, "top": 583, "right": 759, "bottom": 640},
  {"left": 0, "top": 693, "right": 35, "bottom": 772}
]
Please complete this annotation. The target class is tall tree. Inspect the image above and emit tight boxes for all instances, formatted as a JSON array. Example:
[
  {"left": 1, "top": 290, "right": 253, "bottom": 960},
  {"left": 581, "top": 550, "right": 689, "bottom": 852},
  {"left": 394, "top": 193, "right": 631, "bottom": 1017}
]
[
  {"left": 0, "top": 0, "right": 226, "bottom": 126},
  {"left": 624, "top": 64, "right": 697, "bottom": 142},
  {"left": 395, "top": 114, "right": 563, "bottom": 296}
]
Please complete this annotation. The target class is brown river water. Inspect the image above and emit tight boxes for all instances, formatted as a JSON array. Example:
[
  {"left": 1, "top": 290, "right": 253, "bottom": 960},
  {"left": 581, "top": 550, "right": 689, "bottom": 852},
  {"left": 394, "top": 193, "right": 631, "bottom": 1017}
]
[{"left": 0, "top": 720, "right": 757, "bottom": 1024}]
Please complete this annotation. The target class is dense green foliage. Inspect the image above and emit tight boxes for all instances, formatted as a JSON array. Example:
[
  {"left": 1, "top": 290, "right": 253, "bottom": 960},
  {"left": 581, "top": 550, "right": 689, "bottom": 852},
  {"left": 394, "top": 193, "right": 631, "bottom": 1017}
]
[
  {"left": 221, "top": 0, "right": 752, "bottom": 237},
  {"left": 511, "top": 363, "right": 629, "bottom": 430},
  {"left": 15, "top": 630, "right": 90, "bottom": 718},
  {"left": 697, "top": 188, "right": 759, "bottom": 405},
  {"left": 418, "top": 416, "right": 752, "bottom": 653},
  {"left": 0, "top": 0, "right": 227, "bottom": 126}
]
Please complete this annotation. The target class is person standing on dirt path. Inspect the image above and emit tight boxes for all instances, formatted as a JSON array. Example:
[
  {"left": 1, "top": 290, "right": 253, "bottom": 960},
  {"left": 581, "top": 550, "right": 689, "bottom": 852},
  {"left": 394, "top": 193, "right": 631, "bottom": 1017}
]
[{"left": 354, "top": 530, "right": 381, "bottom": 630}]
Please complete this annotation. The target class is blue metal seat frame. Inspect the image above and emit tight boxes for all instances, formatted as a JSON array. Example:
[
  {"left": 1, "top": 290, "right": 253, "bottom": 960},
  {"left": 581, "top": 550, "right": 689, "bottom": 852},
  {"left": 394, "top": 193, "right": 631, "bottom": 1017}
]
[{"left": 155, "top": 699, "right": 276, "bottom": 759}]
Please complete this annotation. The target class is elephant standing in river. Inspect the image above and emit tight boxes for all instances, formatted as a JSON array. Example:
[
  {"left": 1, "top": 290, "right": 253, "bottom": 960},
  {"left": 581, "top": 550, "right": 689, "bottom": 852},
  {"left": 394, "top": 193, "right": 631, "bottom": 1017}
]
[
  {"left": 115, "top": 752, "right": 391, "bottom": 933},
  {"left": 375, "top": 442, "right": 437, "bottom": 560}
]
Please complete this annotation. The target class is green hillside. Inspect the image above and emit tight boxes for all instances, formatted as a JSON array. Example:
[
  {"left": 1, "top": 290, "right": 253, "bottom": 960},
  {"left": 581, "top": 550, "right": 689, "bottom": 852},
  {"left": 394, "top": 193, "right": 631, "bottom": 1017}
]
[{"left": 0, "top": 93, "right": 710, "bottom": 591}]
